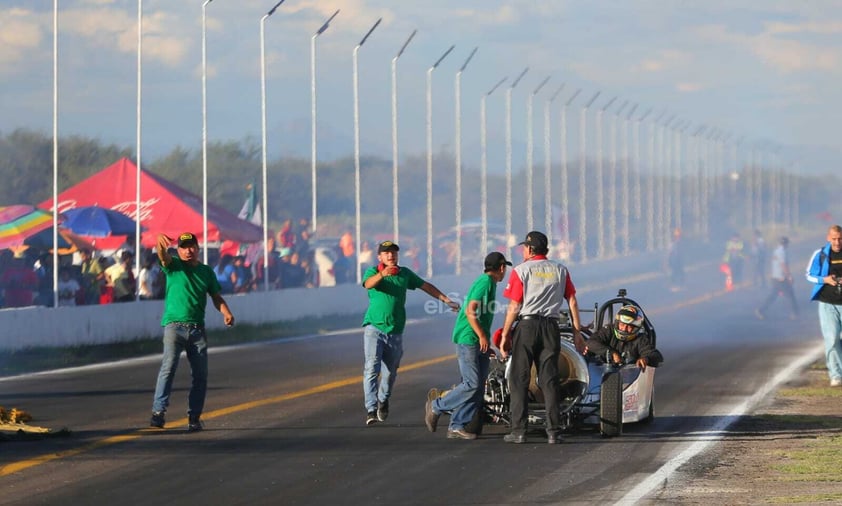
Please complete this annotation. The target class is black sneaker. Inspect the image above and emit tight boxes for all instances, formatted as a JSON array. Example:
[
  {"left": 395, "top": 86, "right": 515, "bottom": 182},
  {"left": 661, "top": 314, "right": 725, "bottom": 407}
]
[
  {"left": 377, "top": 400, "right": 389, "bottom": 422},
  {"left": 366, "top": 411, "right": 378, "bottom": 426},
  {"left": 150, "top": 411, "right": 165, "bottom": 428},
  {"left": 187, "top": 416, "right": 203, "bottom": 433}
]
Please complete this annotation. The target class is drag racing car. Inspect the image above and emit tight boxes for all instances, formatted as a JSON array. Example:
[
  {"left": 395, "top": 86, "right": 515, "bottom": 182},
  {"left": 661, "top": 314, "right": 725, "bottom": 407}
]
[{"left": 468, "top": 288, "right": 660, "bottom": 437}]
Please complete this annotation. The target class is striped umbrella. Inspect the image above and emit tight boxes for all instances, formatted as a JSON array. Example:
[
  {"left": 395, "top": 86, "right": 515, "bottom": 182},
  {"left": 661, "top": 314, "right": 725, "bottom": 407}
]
[{"left": 0, "top": 205, "right": 55, "bottom": 250}]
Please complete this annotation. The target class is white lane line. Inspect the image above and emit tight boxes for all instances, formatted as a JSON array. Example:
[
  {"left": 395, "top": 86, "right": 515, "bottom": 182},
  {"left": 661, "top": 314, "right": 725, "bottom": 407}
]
[
  {"left": 0, "top": 319, "right": 433, "bottom": 382},
  {"left": 615, "top": 345, "right": 824, "bottom": 506}
]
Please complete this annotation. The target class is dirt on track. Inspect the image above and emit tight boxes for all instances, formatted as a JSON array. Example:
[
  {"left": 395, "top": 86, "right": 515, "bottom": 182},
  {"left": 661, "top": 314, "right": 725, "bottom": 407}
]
[{"left": 649, "top": 363, "right": 842, "bottom": 505}]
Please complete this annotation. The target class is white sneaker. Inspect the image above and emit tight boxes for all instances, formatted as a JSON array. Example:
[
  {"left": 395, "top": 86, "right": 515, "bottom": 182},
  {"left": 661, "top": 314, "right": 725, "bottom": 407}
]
[{"left": 830, "top": 378, "right": 842, "bottom": 387}]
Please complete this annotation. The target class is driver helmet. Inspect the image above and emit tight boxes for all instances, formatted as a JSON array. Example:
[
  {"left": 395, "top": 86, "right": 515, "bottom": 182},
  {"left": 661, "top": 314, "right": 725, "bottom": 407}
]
[{"left": 613, "top": 304, "right": 644, "bottom": 341}]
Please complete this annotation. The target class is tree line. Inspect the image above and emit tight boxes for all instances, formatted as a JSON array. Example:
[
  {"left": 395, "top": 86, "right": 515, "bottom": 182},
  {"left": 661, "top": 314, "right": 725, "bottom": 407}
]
[{"left": 1, "top": 128, "right": 832, "bottom": 248}]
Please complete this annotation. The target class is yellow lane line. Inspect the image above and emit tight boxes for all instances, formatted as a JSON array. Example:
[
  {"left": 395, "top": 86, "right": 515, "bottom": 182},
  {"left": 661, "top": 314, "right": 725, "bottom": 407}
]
[{"left": 0, "top": 355, "right": 455, "bottom": 477}]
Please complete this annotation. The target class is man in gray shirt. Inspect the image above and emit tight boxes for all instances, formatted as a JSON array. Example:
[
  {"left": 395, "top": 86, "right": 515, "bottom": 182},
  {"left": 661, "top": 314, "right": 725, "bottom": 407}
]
[{"left": 498, "top": 231, "right": 585, "bottom": 444}]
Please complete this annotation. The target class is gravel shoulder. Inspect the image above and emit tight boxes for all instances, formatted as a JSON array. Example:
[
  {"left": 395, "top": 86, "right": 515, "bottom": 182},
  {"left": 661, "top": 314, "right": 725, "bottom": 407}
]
[{"left": 651, "top": 361, "right": 842, "bottom": 505}]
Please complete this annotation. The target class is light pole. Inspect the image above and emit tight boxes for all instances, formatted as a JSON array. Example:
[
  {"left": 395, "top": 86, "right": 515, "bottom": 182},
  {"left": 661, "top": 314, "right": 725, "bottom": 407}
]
[
  {"left": 608, "top": 100, "right": 627, "bottom": 257},
  {"left": 769, "top": 145, "right": 781, "bottom": 235},
  {"left": 52, "top": 0, "right": 59, "bottom": 308},
  {"left": 673, "top": 121, "right": 691, "bottom": 233},
  {"left": 792, "top": 163, "right": 800, "bottom": 230},
  {"left": 690, "top": 125, "right": 706, "bottom": 236},
  {"left": 646, "top": 110, "right": 665, "bottom": 251},
  {"left": 579, "top": 91, "right": 600, "bottom": 263},
  {"left": 506, "top": 67, "right": 529, "bottom": 260},
  {"left": 560, "top": 88, "right": 580, "bottom": 252},
  {"left": 391, "top": 29, "right": 416, "bottom": 244},
  {"left": 731, "top": 135, "right": 744, "bottom": 205},
  {"left": 747, "top": 142, "right": 756, "bottom": 230},
  {"left": 663, "top": 118, "right": 681, "bottom": 245},
  {"left": 454, "top": 46, "right": 477, "bottom": 274},
  {"left": 633, "top": 107, "right": 651, "bottom": 228},
  {"left": 595, "top": 96, "right": 616, "bottom": 259},
  {"left": 259, "top": 0, "right": 285, "bottom": 291},
  {"left": 703, "top": 129, "right": 719, "bottom": 241},
  {"left": 480, "top": 76, "right": 507, "bottom": 256},
  {"left": 526, "top": 75, "right": 550, "bottom": 232},
  {"left": 311, "top": 8, "right": 339, "bottom": 234},
  {"left": 544, "top": 83, "right": 564, "bottom": 245},
  {"left": 201, "top": 0, "right": 214, "bottom": 263},
  {"left": 134, "top": 0, "right": 143, "bottom": 298},
  {"left": 353, "top": 18, "right": 382, "bottom": 284},
  {"left": 425, "top": 44, "right": 455, "bottom": 278},
  {"left": 657, "top": 114, "right": 675, "bottom": 250},
  {"left": 620, "top": 103, "right": 637, "bottom": 255}
]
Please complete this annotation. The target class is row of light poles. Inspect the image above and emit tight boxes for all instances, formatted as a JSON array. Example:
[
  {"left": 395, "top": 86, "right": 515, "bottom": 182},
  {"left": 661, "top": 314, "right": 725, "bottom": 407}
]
[
  {"left": 242, "top": 3, "right": 801, "bottom": 276},
  {"left": 41, "top": 2, "right": 801, "bottom": 308}
]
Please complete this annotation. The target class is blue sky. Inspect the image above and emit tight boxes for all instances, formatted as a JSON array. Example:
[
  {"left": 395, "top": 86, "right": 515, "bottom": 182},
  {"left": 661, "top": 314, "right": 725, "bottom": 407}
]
[{"left": 1, "top": 0, "right": 840, "bottom": 171}]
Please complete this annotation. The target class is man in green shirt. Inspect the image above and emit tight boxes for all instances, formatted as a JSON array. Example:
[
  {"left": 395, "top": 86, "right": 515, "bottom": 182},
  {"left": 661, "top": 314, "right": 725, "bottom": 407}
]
[
  {"left": 149, "top": 232, "right": 234, "bottom": 432},
  {"left": 424, "top": 252, "right": 511, "bottom": 439},
  {"left": 362, "top": 240, "right": 459, "bottom": 426}
]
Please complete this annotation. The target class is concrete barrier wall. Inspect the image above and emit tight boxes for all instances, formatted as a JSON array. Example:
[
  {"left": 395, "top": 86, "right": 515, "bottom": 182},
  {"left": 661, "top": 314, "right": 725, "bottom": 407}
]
[
  {"left": 0, "top": 241, "right": 726, "bottom": 352},
  {"left": 0, "top": 272, "right": 474, "bottom": 351}
]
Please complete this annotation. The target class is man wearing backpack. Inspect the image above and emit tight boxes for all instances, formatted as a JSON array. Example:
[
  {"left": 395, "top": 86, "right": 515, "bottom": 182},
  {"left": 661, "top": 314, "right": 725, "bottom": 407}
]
[{"left": 806, "top": 225, "right": 842, "bottom": 386}]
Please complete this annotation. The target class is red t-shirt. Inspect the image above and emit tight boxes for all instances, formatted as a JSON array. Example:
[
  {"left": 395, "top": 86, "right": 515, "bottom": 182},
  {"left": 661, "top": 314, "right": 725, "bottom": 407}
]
[{"left": 1, "top": 265, "right": 37, "bottom": 307}]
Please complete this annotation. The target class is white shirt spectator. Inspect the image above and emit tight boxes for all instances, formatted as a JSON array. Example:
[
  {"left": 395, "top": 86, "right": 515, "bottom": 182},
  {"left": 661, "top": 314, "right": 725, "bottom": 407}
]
[{"left": 58, "top": 276, "right": 81, "bottom": 306}]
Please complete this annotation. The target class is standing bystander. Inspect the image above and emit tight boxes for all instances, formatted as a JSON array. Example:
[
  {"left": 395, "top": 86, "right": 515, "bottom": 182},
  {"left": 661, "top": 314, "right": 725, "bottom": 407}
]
[
  {"left": 106, "top": 251, "right": 136, "bottom": 303},
  {"left": 498, "top": 231, "right": 586, "bottom": 444},
  {"left": 756, "top": 237, "right": 798, "bottom": 320},
  {"left": 361, "top": 240, "right": 460, "bottom": 426},
  {"left": 79, "top": 248, "right": 105, "bottom": 305},
  {"left": 806, "top": 225, "right": 842, "bottom": 386},
  {"left": 138, "top": 252, "right": 164, "bottom": 300},
  {"left": 57, "top": 267, "right": 81, "bottom": 307},
  {"left": 750, "top": 229, "right": 768, "bottom": 288},
  {"left": 0, "top": 250, "right": 37, "bottom": 308},
  {"left": 149, "top": 232, "right": 235, "bottom": 432}
]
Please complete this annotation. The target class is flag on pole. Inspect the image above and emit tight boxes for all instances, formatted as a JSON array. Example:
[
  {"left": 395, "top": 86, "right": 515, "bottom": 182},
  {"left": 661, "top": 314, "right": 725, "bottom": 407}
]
[{"left": 238, "top": 183, "right": 262, "bottom": 226}]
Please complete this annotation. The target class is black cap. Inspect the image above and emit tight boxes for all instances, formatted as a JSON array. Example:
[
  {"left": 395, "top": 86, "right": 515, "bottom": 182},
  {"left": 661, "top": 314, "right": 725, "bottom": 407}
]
[
  {"left": 177, "top": 232, "right": 198, "bottom": 248},
  {"left": 519, "top": 230, "right": 548, "bottom": 252},
  {"left": 484, "top": 252, "right": 512, "bottom": 272},
  {"left": 377, "top": 240, "right": 400, "bottom": 253},
  {"left": 780, "top": 236, "right": 789, "bottom": 245}
]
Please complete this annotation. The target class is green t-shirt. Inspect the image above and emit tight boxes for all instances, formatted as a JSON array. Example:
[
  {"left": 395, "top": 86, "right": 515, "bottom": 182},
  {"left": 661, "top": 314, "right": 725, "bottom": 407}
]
[
  {"left": 362, "top": 265, "right": 425, "bottom": 334},
  {"left": 160, "top": 257, "right": 221, "bottom": 326},
  {"left": 451, "top": 273, "right": 497, "bottom": 345}
]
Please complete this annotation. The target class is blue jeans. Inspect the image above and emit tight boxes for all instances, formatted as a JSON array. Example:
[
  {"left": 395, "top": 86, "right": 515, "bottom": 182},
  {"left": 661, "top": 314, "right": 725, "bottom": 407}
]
[
  {"left": 432, "top": 344, "right": 490, "bottom": 430},
  {"left": 819, "top": 302, "right": 842, "bottom": 380},
  {"left": 152, "top": 323, "right": 208, "bottom": 417},
  {"left": 363, "top": 325, "right": 403, "bottom": 412}
]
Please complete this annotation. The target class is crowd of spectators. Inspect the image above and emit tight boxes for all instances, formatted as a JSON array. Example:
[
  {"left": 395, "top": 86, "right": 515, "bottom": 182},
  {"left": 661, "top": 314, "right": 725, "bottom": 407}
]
[{"left": 0, "top": 217, "right": 390, "bottom": 309}]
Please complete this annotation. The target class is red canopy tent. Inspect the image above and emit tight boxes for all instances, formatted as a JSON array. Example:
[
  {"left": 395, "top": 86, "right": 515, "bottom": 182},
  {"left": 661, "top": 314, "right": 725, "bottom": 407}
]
[{"left": 39, "top": 157, "right": 262, "bottom": 249}]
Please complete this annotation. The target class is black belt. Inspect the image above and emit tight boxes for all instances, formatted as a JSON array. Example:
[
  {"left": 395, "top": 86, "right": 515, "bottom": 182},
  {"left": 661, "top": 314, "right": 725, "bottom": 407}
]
[
  {"left": 171, "top": 322, "right": 204, "bottom": 329},
  {"left": 518, "top": 314, "right": 558, "bottom": 321}
]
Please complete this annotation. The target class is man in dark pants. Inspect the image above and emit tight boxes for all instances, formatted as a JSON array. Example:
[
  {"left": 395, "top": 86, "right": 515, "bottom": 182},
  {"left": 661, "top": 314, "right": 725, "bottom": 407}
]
[{"left": 498, "top": 231, "right": 585, "bottom": 444}]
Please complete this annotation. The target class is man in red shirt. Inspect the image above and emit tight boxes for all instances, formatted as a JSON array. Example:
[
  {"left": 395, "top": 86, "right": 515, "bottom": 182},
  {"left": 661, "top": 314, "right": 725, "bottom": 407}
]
[{"left": 498, "top": 231, "right": 585, "bottom": 444}]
